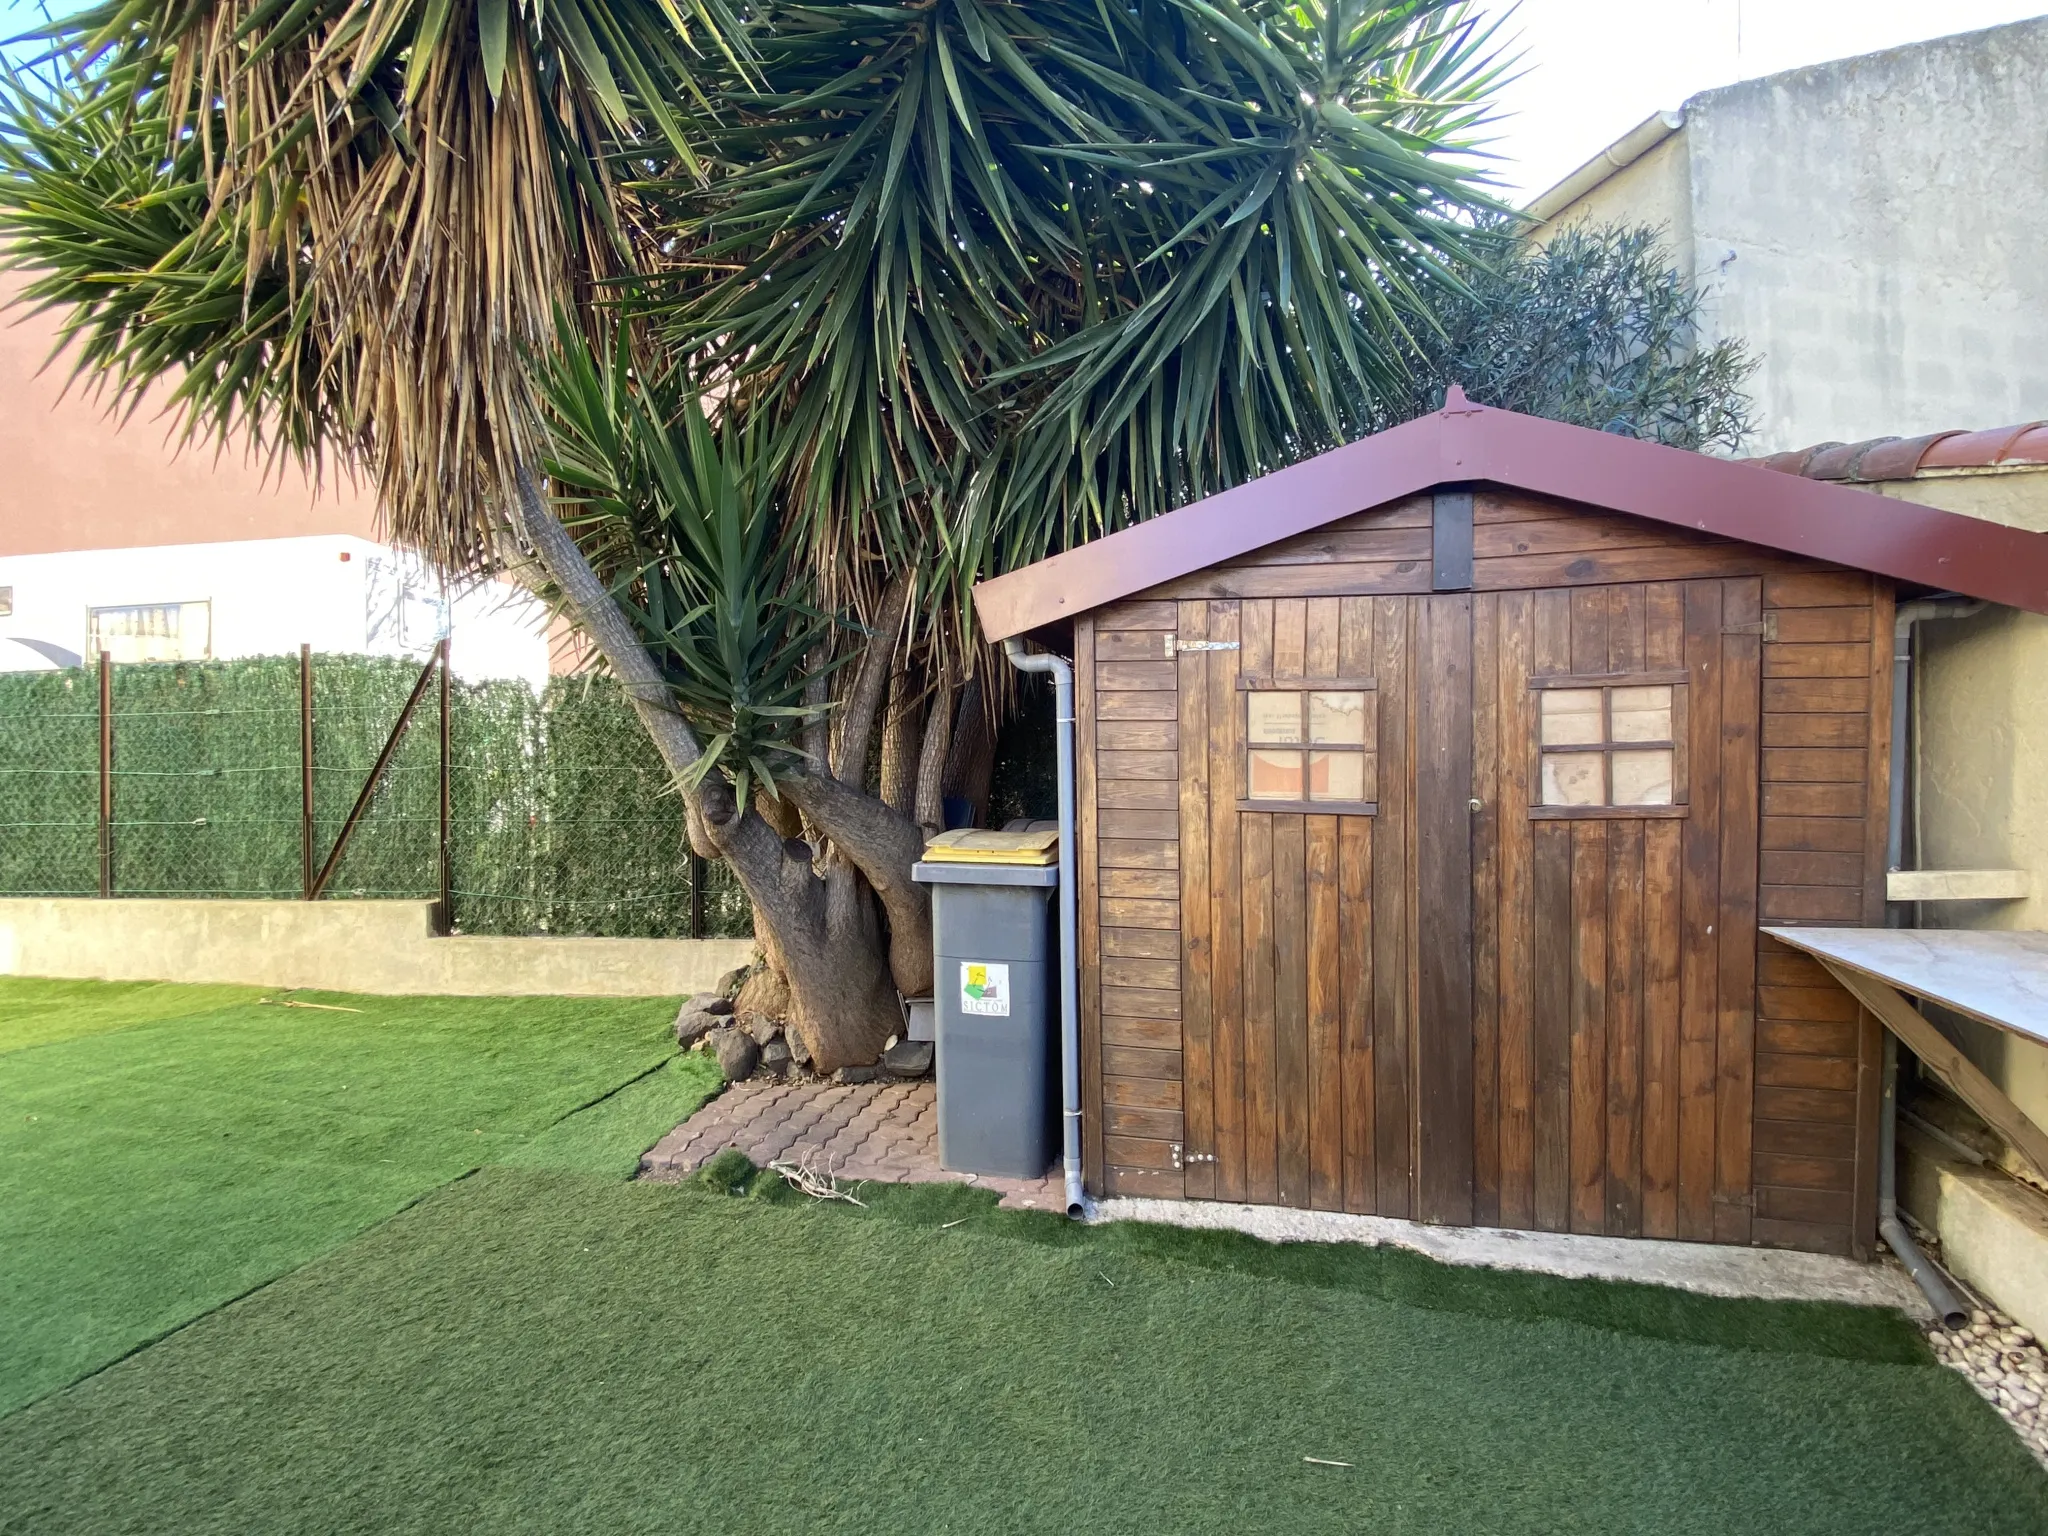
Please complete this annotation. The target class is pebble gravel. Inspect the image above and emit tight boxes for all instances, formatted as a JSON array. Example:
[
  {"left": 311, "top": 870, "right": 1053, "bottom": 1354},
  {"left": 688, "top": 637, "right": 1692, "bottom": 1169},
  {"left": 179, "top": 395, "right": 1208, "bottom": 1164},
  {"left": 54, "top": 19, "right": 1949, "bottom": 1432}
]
[{"left": 1926, "top": 1308, "right": 2048, "bottom": 1466}]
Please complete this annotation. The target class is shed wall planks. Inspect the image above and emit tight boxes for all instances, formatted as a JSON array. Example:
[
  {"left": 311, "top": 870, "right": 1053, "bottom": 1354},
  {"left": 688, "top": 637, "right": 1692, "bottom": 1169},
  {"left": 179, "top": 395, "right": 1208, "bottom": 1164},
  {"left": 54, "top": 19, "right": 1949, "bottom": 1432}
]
[{"left": 1074, "top": 490, "right": 1887, "bottom": 1257}]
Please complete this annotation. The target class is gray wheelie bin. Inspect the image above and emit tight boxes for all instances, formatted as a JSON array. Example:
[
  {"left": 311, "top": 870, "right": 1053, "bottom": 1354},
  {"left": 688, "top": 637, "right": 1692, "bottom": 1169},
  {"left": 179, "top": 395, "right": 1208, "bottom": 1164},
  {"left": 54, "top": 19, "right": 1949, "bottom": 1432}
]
[{"left": 912, "top": 829, "right": 1060, "bottom": 1178}]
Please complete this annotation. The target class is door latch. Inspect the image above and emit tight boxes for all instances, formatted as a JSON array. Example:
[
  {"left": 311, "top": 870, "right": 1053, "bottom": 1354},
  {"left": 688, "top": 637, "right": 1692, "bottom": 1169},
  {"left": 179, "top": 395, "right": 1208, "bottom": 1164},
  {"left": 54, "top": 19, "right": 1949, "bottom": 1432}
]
[
  {"left": 1165, "top": 637, "right": 1241, "bottom": 656},
  {"left": 1170, "top": 1144, "right": 1217, "bottom": 1169}
]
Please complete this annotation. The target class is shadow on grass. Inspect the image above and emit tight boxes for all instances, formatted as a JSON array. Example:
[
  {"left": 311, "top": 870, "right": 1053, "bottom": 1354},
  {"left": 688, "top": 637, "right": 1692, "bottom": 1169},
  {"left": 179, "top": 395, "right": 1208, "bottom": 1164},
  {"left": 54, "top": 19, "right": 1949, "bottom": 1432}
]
[{"left": 694, "top": 1154, "right": 1929, "bottom": 1367}]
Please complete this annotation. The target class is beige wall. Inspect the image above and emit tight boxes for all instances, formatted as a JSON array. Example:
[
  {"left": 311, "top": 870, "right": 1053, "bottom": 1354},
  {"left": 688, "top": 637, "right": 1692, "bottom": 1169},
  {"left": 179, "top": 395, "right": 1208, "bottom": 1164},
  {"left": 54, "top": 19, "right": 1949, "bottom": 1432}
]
[
  {"left": 1530, "top": 128, "right": 1692, "bottom": 258},
  {"left": 0, "top": 270, "right": 380, "bottom": 557},
  {"left": 0, "top": 898, "right": 752, "bottom": 999},
  {"left": 1860, "top": 469, "right": 2048, "bottom": 1147}
]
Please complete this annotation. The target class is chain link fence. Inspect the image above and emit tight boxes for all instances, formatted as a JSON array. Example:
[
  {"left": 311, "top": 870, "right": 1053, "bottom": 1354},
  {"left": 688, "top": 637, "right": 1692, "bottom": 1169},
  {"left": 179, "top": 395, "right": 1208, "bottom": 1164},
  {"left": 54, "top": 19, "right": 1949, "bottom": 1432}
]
[{"left": 0, "top": 654, "right": 752, "bottom": 939}]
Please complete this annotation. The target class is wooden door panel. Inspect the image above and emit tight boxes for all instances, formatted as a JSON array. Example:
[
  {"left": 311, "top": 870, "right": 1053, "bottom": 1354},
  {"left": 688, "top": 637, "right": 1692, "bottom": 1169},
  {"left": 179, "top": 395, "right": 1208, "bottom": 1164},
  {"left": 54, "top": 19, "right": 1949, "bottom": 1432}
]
[
  {"left": 1414, "top": 593, "right": 1475, "bottom": 1225},
  {"left": 1179, "top": 594, "right": 1398, "bottom": 1213},
  {"left": 1175, "top": 574, "right": 1761, "bottom": 1237},
  {"left": 1474, "top": 578, "right": 1759, "bottom": 1238}
]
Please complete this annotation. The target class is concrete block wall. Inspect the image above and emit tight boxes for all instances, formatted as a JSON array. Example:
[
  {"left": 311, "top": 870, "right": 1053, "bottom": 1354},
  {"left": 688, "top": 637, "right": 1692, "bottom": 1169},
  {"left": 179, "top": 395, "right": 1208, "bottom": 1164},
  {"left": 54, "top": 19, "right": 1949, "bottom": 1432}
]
[{"left": 0, "top": 898, "right": 753, "bottom": 998}]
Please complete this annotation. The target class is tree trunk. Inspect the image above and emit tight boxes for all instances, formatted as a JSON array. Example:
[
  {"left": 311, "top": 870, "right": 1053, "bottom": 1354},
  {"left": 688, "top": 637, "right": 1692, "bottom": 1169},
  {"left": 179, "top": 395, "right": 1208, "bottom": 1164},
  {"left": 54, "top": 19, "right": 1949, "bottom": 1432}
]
[
  {"left": 879, "top": 665, "right": 921, "bottom": 815},
  {"left": 913, "top": 675, "right": 955, "bottom": 836},
  {"left": 942, "top": 674, "right": 996, "bottom": 828},
  {"left": 831, "top": 573, "right": 910, "bottom": 788},
  {"left": 781, "top": 769, "right": 933, "bottom": 998},
  {"left": 509, "top": 466, "right": 899, "bottom": 1070}
]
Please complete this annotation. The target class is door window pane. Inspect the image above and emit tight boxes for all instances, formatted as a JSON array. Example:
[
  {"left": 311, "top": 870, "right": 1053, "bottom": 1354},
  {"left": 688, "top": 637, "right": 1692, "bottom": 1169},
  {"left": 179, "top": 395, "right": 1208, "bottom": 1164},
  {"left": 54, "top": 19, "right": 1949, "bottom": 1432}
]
[
  {"left": 1540, "top": 752, "right": 1606, "bottom": 807},
  {"left": 1309, "top": 750, "right": 1366, "bottom": 803},
  {"left": 1308, "top": 691, "right": 1367, "bottom": 745},
  {"left": 1540, "top": 688, "right": 1605, "bottom": 746},
  {"left": 1247, "top": 749, "right": 1305, "bottom": 799},
  {"left": 1247, "top": 692, "right": 1304, "bottom": 744},
  {"left": 1612, "top": 749, "right": 1675, "bottom": 806},
  {"left": 1610, "top": 685, "right": 1674, "bottom": 743}
]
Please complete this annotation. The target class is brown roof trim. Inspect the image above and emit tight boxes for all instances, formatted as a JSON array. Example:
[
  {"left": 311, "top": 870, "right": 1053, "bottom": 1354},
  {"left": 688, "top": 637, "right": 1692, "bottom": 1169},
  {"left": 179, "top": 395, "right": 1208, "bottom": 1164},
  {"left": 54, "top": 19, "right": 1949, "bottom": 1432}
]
[{"left": 973, "top": 390, "right": 2048, "bottom": 640}]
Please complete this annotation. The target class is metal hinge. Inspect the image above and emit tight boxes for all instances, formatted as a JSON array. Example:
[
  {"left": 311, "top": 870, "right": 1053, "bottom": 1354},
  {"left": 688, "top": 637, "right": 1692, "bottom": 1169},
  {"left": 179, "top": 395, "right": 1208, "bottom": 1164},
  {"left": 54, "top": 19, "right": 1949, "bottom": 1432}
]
[
  {"left": 1166, "top": 637, "right": 1241, "bottom": 656},
  {"left": 1724, "top": 614, "right": 1778, "bottom": 640},
  {"left": 1170, "top": 1144, "right": 1218, "bottom": 1169}
]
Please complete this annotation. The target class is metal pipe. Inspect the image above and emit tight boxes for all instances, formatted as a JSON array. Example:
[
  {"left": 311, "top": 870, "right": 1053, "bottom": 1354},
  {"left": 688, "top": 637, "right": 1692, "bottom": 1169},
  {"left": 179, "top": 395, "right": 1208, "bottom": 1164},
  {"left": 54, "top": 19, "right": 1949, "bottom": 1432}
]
[
  {"left": 1878, "top": 597, "right": 1982, "bottom": 1326},
  {"left": 1880, "top": 1033, "right": 1968, "bottom": 1329},
  {"left": 1003, "top": 636, "right": 1085, "bottom": 1219},
  {"left": 1887, "top": 598, "right": 1984, "bottom": 925}
]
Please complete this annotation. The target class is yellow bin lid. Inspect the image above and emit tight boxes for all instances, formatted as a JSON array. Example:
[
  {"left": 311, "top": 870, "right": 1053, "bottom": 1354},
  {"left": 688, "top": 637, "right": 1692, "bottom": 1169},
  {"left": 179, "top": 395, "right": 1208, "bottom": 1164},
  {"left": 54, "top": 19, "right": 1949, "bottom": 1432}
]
[{"left": 921, "top": 828, "right": 1060, "bottom": 866}]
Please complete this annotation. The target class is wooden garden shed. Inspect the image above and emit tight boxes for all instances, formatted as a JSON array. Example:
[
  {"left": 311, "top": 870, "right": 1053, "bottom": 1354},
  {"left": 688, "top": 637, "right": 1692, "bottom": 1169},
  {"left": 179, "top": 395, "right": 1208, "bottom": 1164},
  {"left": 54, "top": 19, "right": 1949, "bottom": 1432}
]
[{"left": 973, "top": 390, "right": 2048, "bottom": 1258}]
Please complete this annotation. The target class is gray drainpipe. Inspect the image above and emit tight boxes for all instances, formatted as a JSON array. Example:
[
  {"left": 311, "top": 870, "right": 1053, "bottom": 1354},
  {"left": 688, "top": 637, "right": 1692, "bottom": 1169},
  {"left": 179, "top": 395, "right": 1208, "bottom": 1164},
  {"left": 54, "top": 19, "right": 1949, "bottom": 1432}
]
[
  {"left": 1003, "top": 637, "right": 1086, "bottom": 1218},
  {"left": 1878, "top": 597, "right": 1982, "bottom": 1329}
]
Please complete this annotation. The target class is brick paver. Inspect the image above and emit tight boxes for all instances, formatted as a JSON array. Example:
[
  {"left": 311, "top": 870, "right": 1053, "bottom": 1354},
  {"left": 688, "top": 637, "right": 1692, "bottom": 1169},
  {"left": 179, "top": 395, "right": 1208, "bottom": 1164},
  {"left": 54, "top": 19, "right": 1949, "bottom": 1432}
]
[{"left": 640, "top": 1079, "right": 1065, "bottom": 1212}]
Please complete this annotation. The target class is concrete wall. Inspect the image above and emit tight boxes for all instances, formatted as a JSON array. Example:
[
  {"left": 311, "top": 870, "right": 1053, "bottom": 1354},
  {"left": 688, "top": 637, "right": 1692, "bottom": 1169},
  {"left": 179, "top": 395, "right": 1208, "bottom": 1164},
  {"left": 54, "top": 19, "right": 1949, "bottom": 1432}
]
[
  {"left": 1821, "top": 468, "right": 2048, "bottom": 1172},
  {"left": 0, "top": 898, "right": 753, "bottom": 999},
  {"left": 1526, "top": 18, "right": 2048, "bottom": 456},
  {"left": 1902, "top": 1137, "right": 2048, "bottom": 1340},
  {"left": 1916, "top": 584, "right": 2048, "bottom": 1143}
]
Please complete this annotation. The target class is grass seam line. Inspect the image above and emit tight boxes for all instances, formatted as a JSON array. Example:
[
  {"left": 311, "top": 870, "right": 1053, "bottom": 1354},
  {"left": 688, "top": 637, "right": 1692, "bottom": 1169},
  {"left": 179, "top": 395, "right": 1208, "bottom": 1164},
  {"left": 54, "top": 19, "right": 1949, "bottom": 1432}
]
[
  {"left": 0, "top": 1170, "right": 487, "bottom": 1427},
  {"left": 527, "top": 1051, "right": 681, "bottom": 1135}
]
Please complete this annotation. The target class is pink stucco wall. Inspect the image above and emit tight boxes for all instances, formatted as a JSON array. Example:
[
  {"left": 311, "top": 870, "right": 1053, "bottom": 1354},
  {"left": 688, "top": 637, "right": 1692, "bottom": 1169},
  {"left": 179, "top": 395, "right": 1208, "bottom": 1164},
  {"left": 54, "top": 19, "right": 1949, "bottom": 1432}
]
[{"left": 0, "top": 270, "right": 381, "bottom": 556}]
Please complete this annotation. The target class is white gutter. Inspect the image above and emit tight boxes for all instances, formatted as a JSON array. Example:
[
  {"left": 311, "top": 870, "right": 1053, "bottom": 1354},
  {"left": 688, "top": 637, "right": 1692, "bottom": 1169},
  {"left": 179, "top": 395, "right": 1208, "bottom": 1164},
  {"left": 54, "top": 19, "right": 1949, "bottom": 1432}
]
[
  {"left": 1002, "top": 637, "right": 1086, "bottom": 1218},
  {"left": 1523, "top": 110, "right": 1686, "bottom": 225}
]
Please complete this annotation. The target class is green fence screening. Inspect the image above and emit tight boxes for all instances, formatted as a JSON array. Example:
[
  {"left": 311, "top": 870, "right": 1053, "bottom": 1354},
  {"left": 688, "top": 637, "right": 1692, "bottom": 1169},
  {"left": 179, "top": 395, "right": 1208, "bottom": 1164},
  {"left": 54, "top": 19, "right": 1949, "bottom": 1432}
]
[{"left": 0, "top": 655, "right": 751, "bottom": 939}]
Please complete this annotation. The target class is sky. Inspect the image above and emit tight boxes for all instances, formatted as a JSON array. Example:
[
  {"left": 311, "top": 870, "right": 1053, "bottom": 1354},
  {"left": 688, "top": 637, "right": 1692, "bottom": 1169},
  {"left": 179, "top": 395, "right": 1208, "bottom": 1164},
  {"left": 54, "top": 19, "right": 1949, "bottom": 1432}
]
[
  {"left": 1, "top": 0, "right": 2044, "bottom": 203},
  {"left": 1482, "top": 0, "right": 2048, "bottom": 201}
]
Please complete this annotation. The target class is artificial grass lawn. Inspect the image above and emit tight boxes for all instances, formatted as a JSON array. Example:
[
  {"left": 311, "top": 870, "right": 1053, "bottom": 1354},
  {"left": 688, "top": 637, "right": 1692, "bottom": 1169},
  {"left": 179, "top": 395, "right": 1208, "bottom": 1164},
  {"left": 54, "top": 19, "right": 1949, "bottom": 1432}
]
[
  {"left": 4, "top": 1165, "right": 2044, "bottom": 1536},
  {"left": 5, "top": 978, "right": 2042, "bottom": 1531},
  {"left": 0, "top": 976, "right": 714, "bottom": 1416}
]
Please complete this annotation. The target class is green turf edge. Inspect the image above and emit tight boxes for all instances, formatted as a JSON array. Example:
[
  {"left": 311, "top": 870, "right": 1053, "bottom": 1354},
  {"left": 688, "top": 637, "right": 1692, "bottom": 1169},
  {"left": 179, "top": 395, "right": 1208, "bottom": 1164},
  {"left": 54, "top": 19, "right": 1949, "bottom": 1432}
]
[
  {"left": 494, "top": 1054, "right": 724, "bottom": 1179},
  {"left": 717, "top": 1165, "right": 1933, "bottom": 1366}
]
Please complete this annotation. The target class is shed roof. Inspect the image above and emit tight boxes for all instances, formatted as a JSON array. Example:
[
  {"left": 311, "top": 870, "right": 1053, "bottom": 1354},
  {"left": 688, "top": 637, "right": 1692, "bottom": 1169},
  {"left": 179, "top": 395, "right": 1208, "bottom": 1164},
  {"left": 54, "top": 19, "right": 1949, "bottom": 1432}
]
[{"left": 972, "top": 390, "right": 2048, "bottom": 641}]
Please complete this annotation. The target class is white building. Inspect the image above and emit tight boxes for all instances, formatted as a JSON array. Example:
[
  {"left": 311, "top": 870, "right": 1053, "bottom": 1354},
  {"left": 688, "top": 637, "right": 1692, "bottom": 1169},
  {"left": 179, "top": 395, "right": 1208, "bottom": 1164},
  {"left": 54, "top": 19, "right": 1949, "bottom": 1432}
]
[
  {"left": 0, "top": 537, "right": 552, "bottom": 690},
  {"left": 0, "top": 270, "right": 553, "bottom": 688}
]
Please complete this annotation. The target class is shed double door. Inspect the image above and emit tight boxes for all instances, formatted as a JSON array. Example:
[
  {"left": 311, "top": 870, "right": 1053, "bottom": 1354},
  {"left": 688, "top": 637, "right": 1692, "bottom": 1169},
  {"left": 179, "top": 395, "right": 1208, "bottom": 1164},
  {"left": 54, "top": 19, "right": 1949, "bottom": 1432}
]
[{"left": 1167, "top": 581, "right": 1762, "bottom": 1235}]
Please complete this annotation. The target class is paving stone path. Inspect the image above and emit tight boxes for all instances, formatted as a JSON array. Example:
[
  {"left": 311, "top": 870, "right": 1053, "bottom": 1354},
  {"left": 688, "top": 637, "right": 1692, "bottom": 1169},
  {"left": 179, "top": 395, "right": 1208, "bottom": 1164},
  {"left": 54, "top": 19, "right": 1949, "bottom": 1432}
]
[{"left": 640, "top": 1079, "right": 1064, "bottom": 1211}]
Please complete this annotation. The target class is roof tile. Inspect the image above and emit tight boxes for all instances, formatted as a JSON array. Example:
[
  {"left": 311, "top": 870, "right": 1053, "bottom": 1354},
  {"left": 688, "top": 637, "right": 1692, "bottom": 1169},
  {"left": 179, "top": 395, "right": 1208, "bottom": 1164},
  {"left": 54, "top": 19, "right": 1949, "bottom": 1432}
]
[
  {"left": 1921, "top": 422, "right": 2048, "bottom": 471},
  {"left": 1758, "top": 422, "right": 2048, "bottom": 481}
]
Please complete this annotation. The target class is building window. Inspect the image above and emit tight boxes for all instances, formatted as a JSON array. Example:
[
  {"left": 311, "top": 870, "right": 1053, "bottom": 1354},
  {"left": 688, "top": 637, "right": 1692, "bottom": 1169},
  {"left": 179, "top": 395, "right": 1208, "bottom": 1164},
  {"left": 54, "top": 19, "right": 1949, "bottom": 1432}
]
[
  {"left": 1534, "top": 679, "right": 1683, "bottom": 812},
  {"left": 365, "top": 550, "right": 449, "bottom": 654},
  {"left": 1242, "top": 687, "right": 1375, "bottom": 811},
  {"left": 87, "top": 601, "right": 212, "bottom": 664}
]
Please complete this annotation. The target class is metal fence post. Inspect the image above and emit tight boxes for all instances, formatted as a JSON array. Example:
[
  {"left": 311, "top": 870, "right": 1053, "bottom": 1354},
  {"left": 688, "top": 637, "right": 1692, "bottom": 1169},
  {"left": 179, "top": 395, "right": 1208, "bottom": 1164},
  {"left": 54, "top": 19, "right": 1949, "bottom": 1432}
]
[
  {"left": 97, "top": 650, "right": 113, "bottom": 898},
  {"left": 437, "top": 637, "right": 451, "bottom": 933},
  {"left": 300, "top": 643, "right": 315, "bottom": 899},
  {"left": 306, "top": 648, "right": 440, "bottom": 902},
  {"left": 689, "top": 851, "right": 706, "bottom": 940}
]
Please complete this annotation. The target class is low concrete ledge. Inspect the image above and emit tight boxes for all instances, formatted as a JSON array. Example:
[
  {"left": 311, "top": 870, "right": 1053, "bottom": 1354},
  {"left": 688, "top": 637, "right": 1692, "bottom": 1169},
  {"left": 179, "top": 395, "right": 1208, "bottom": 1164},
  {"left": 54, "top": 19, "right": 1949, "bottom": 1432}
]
[
  {"left": 0, "top": 898, "right": 753, "bottom": 999},
  {"left": 1903, "top": 1132, "right": 2048, "bottom": 1340}
]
